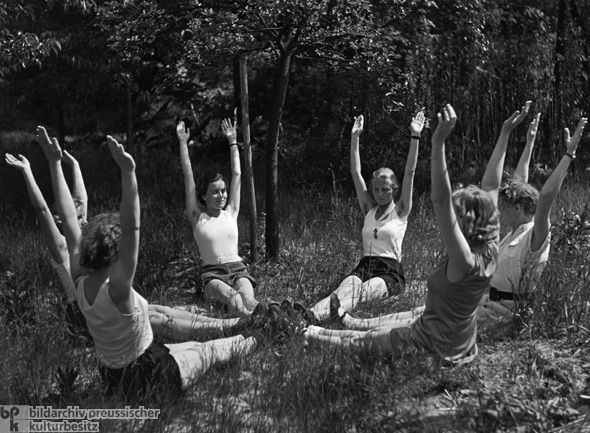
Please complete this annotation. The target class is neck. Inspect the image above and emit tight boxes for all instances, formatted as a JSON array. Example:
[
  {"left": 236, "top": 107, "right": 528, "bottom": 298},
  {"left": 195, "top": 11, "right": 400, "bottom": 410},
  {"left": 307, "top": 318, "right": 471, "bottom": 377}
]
[
  {"left": 207, "top": 207, "right": 222, "bottom": 217},
  {"left": 378, "top": 201, "right": 394, "bottom": 214}
]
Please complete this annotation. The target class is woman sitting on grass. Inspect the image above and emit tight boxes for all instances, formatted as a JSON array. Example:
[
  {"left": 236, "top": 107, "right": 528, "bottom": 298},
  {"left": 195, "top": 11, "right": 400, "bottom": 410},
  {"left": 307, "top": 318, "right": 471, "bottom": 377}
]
[
  {"left": 177, "top": 117, "right": 260, "bottom": 318},
  {"left": 301, "top": 110, "right": 424, "bottom": 322},
  {"left": 477, "top": 112, "right": 587, "bottom": 332},
  {"left": 43, "top": 132, "right": 257, "bottom": 396},
  {"left": 304, "top": 105, "right": 499, "bottom": 365},
  {"left": 15, "top": 127, "right": 256, "bottom": 341}
]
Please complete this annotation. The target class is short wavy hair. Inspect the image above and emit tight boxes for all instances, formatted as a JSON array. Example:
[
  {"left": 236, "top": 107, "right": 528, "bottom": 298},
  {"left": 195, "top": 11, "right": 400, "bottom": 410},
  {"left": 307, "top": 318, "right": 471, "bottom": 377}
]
[
  {"left": 197, "top": 172, "right": 228, "bottom": 206},
  {"left": 79, "top": 213, "right": 121, "bottom": 270},
  {"left": 500, "top": 180, "right": 539, "bottom": 215},
  {"left": 452, "top": 185, "right": 499, "bottom": 245},
  {"left": 371, "top": 168, "right": 399, "bottom": 196}
]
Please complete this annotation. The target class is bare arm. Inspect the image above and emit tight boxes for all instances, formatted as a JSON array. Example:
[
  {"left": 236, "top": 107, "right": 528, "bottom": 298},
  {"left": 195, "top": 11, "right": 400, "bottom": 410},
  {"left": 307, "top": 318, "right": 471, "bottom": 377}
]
[
  {"left": 430, "top": 105, "right": 473, "bottom": 282},
  {"left": 221, "top": 117, "right": 242, "bottom": 218},
  {"left": 62, "top": 150, "right": 88, "bottom": 221},
  {"left": 350, "top": 115, "right": 375, "bottom": 215},
  {"left": 514, "top": 113, "right": 541, "bottom": 183},
  {"left": 532, "top": 117, "right": 588, "bottom": 251},
  {"left": 106, "top": 136, "right": 139, "bottom": 310},
  {"left": 36, "top": 126, "right": 83, "bottom": 279},
  {"left": 481, "top": 101, "right": 531, "bottom": 205},
  {"left": 397, "top": 110, "right": 425, "bottom": 219},
  {"left": 177, "top": 120, "right": 201, "bottom": 227},
  {"left": 5, "top": 153, "right": 67, "bottom": 263}
]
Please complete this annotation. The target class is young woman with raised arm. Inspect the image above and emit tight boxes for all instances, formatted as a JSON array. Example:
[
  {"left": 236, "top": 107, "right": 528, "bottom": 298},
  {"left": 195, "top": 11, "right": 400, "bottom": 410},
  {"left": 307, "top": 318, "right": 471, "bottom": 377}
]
[
  {"left": 301, "top": 111, "right": 424, "bottom": 322},
  {"left": 177, "top": 118, "right": 260, "bottom": 319},
  {"left": 40, "top": 132, "right": 256, "bottom": 396},
  {"left": 303, "top": 105, "right": 499, "bottom": 365}
]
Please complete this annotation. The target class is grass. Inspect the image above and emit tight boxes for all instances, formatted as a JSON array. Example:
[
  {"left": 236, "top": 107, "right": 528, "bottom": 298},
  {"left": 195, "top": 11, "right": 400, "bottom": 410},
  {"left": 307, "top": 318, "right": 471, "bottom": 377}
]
[{"left": 1, "top": 141, "right": 590, "bottom": 432}]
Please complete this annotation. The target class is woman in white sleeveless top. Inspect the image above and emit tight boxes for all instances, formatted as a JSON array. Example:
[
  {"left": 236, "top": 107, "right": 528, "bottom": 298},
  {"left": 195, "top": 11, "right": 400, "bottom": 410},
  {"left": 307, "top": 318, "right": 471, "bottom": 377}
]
[
  {"left": 42, "top": 133, "right": 256, "bottom": 396},
  {"left": 305, "top": 110, "right": 425, "bottom": 322},
  {"left": 177, "top": 117, "right": 259, "bottom": 319}
]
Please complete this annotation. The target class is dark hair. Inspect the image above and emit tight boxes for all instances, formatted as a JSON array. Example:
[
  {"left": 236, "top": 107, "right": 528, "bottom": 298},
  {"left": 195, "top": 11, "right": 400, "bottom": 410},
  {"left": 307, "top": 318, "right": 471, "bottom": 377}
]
[
  {"left": 500, "top": 180, "right": 539, "bottom": 215},
  {"left": 452, "top": 185, "right": 499, "bottom": 245},
  {"left": 197, "top": 173, "right": 228, "bottom": 206},
  {"left": 79, "top": 213, "right": 121, "bottom": 269}
]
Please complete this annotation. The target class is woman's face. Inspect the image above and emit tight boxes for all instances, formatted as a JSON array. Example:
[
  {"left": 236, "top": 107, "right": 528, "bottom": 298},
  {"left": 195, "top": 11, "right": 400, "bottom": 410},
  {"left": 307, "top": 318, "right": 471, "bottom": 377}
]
[
  {"left": 371, "top": 178, "right": 394, "bottom": 206},
  {"left": 203, "top": 179, "right": 227, "bottom": 210}
]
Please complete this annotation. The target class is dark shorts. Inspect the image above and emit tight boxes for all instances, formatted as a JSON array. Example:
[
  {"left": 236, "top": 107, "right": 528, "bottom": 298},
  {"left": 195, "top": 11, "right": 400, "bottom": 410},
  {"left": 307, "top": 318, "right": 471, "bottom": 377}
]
[
  {"left": 99, "top": 342, "right": 182, "bottom": 399},
  {"left": 201, "top": 261, "right": 257, "bottom": 288},
  {"left": 349, "top": 256, "right": 405, "bottom": 296}
]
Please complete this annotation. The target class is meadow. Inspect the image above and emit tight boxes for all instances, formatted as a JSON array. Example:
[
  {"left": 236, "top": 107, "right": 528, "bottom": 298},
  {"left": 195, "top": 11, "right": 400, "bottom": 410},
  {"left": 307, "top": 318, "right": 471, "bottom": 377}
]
[{"left": 1, "top": 131, "right": 590, "bottom": 432}]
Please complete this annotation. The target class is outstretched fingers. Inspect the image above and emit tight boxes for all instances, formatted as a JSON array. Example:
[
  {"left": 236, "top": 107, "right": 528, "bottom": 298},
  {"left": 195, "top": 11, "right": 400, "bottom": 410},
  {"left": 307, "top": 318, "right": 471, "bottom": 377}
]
[
  {"left": 107, "top": 135, "right": 135, "bottom": 172},
  {"left": 36, "top": 126, "right": 62, "bottom": 162},
  {"left": 177, "top": 120, "right": 190, "bottom": 141}
]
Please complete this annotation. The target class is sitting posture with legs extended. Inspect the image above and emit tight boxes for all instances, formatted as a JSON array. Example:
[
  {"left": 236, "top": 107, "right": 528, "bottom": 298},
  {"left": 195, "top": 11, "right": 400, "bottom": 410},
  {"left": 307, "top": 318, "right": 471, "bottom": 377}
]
[
  {"left": 303, "top": 110, "right": 424, "bottom": 323},
  {"left": 304, "top": 105, "right": 499, "bottom": 365},
  {"left": 43, "top": 132, "right": 256, "bottom": 396}
]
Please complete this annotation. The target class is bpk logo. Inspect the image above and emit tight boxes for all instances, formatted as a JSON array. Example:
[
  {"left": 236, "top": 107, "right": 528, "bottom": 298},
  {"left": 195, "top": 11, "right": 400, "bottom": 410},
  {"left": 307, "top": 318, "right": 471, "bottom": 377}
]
[{"left": 0, "top": 406, "right": 28, "bottom": 433}]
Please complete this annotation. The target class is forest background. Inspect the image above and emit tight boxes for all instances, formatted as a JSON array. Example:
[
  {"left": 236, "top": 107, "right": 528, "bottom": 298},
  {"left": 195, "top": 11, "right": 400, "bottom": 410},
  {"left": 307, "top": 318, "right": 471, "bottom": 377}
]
[{"left": 1, "top": 0, "right": 590, "bottom": 432}]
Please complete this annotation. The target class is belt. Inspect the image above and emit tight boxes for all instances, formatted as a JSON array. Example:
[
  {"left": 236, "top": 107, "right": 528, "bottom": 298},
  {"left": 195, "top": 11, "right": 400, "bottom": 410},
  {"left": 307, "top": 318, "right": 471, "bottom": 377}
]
[{"left": 489, "top": 287, "right": 529, "bottom": 302}]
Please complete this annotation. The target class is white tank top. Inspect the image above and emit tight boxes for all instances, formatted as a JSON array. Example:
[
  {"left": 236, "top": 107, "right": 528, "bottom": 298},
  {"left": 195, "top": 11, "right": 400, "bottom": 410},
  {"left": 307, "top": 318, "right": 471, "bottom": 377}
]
[
  {"left": 361, "top": 206, "right": 407, "bottom": 261},
  {"left": 193, "top": 210, "right": 241, "bottom": 265},
  {"left": 75, "top": 277, "right": 153, "bottom": 369}
]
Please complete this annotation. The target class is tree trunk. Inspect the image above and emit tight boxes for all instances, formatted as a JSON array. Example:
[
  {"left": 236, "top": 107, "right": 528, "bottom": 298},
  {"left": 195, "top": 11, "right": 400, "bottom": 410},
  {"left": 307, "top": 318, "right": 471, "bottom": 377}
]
[
  {"left": 239, "top": 55, "right": 258, "bottom": 263},
  {"left": 126, "top": 77, "right": 134, "bottom": 155},
  {"left": 265, "top": 49, "right": 292, "bottom": 261}
]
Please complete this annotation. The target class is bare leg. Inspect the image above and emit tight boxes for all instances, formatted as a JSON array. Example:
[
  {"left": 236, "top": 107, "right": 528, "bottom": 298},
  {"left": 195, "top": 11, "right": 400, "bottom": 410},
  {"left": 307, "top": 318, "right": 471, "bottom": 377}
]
[
  {"left": 304, "top": 325, "right": 400, "bottom": 354},
  {"left": 149, "top": 305, "right": 240, "bottom": 338},
  {"left": 341, "top": 305, "right": 425, "bottom": 330},
  {"left": 205, "top": 280, "right": 251, "bottom": 318},
  {"left": 234, "top": 278, "right": 258, "bottom": 312},
  {"left": 310, "top": 276, "right": 388, "bottom": 321},
  {"left": 166, "top": 335, "right": 257, "bottom": 389},
  {"left": 476, "top": 295, "right": 514, "bottom": 334}
]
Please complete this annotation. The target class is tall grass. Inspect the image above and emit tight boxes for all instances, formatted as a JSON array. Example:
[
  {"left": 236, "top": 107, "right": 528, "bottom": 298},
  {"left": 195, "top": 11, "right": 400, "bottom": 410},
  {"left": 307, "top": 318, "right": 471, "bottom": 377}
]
[{"left": 1, "top": 141, "right": 589, "bottom": 431}]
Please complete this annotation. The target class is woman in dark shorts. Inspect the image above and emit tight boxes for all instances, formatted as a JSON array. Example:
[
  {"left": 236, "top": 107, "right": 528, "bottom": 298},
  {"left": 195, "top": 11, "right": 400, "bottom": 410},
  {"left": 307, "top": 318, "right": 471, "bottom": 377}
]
[
  {"left": 44, "top": 133, "right": 256, "bottom": 396},
  {"left": 306, "top": 110, "right": 425, "bottom": 321},
  {"left": 177, "top": 116, "right": 259, "bottom": 318},
  {"left": 305, "top": 105, "right": 499, "bottom": 366}
]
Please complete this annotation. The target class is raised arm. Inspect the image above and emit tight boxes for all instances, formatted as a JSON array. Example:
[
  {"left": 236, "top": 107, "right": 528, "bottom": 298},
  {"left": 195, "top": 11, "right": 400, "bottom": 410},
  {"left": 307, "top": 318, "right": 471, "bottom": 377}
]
[
  {"left": 514, "top": 113, "right": 541, "bottom": 183},
  {"left": 350, "top": 115, "right": 375, "bottom": 215},
  {"left": 221, "top": 116, "right": 241, "bottom": 218},
  {"left": 481, "top": 101, "right": 531, "bottom": 204},
  {"left": 397, "top": 110, "right": 425, "bottom": 219},
  {"left": 36, "top": 126, "right": 83, "bottom": 279},
  {"left": 62, "top": 150, "right": 88, "bottom": 222},
  {"left": 106, "top": 136, "right": 139, "bottom": 309},
  {"left": 177, "top": 120, "right": 201, "bottom": 227},
  {"left": 532, "top": 117, "right": 588, "bottom": 251},
  {"left": 430, "top": 105, "right": 473, "bottom": 282},
  {"left": 5, "top": 153, "right": 67, "bottom": 263}
]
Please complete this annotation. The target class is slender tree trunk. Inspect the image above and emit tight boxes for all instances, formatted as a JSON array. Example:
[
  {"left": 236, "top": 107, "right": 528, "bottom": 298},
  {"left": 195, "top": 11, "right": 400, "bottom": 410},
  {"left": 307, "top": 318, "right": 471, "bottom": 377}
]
[
  {"left": 126, "top": 76, "right": 134, "bottom": 155},
  {"left": 266, "top": 49, "right": 292, "bottom": 261},
  {"left": 57, "top": 97, "right": 66, "bottom": 146},
  {"left": 239, "top": 56, "right": 258, "bottom": 263}
]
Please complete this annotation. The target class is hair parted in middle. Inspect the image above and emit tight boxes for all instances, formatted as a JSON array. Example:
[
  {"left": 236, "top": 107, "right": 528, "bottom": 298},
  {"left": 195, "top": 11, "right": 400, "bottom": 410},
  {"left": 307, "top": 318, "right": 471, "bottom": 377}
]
[
  {"left": 79, "top": 213, "right": 121, "bottom": 270},
  {"left": 197, "top": 172, "right": 228, "bottom": 206},
  {"left": 452, "top": 185, "right": 499, "bottom": 245},
  {"left": 371, "top": 168, "right": 399, "bottom": 195}
]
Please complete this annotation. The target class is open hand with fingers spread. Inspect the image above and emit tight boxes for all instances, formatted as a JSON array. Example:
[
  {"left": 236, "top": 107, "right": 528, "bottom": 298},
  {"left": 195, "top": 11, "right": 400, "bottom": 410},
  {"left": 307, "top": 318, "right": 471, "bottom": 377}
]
[
  {"left": 431, "top": 104, "right": 457, "bottom": 144},
  {"left": 502, "top": 101, "right": 531, "bottom": 132},
  {"left": 410, "top": 110, "right": 425, "bottom": 136},
  {"left": 107, "top": 136, "right": 135, "bottom": 172},
  {"left": 177, "top": 120, "right": 190, "bottom": 144},
  {"left": 352, "top": 115, "right": 364, "bottom": 137},
  {"left": 5, "top": 153, "right": 31, "bottom": 173},
  {"left": 36, "top": 126, "right": 63, "bottom": 162},
  {"left": 221, "top": 118, "right": 237, "bottom": 144},
  {"left": 564, "top": 117, "right": 588, "bottom": 157}
]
